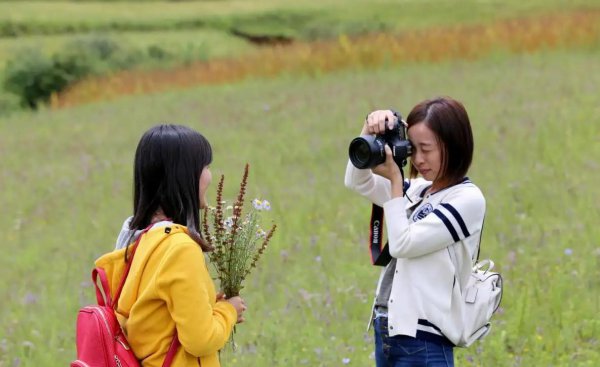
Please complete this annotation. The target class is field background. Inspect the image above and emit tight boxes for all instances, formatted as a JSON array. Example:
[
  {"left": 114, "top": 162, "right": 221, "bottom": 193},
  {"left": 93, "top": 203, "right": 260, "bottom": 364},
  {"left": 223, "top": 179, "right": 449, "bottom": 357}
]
[{"left": 1, "top": 1, "right": 599, "bottom": 366}]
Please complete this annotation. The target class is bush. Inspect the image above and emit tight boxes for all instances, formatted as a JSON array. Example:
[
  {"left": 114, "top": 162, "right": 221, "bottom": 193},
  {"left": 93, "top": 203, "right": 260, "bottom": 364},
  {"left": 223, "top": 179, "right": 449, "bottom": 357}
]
[
  {"left": 2, "top": 35, "right": 144, "bottom": 109},
  {"left": 1, "top": 34, "right": 212, "bottom": 110},
  {"left": 3, "top": 50, "right": 66, "bottom": 109},
  {"left": 147, "top": 44, "right": 172, "bottom": 60}
]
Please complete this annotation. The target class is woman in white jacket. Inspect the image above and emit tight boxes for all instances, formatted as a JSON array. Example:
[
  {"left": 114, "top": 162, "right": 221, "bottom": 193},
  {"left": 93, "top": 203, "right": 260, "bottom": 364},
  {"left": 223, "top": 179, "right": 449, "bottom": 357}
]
[{"left": 345, "top": 97, "right": 486, "bottom": 367}]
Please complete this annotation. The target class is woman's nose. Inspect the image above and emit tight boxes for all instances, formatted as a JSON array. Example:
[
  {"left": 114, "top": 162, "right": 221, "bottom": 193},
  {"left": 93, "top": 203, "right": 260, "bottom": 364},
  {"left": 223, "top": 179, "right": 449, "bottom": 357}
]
[{"left": 412, "top": 152, "right": 422, "bottom": 165}]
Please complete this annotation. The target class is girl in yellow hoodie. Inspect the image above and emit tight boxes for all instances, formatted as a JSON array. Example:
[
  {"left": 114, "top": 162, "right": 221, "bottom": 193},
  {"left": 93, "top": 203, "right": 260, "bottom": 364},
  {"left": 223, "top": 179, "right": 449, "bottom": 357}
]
[{"left": 95, "top": 124, "right": 246, "bottom": 367}]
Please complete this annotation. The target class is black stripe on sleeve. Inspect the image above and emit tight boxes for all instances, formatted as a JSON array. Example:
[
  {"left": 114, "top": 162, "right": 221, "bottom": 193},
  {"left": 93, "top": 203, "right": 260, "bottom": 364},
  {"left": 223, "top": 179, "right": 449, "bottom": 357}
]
[
  {"left": 441, "top": 203, "right": 470, "bottom": 238},
  {"left": 433, "top": 209, "right": 460, "bottom": 242}
]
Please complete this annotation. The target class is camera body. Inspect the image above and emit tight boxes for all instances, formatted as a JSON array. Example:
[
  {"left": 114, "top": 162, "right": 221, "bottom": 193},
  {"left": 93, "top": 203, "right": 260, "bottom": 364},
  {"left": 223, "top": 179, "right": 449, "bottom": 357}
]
[{"left": 348, "top": 112, "right": 412, "bottom": 169}]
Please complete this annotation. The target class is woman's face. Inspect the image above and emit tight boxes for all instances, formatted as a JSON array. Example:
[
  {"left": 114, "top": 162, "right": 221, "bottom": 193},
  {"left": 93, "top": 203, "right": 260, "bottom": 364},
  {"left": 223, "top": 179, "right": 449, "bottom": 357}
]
[
  {"left": 199, "top": 166, "right": 212, "bottom": 209},
  {"left": 408, "top": 122, "right": 442, "bottom": 182}
]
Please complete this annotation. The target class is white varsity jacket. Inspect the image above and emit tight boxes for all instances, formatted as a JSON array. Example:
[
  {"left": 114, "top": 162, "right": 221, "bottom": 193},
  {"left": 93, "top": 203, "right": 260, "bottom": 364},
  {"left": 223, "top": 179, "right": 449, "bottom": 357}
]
[{"left": 344, "top": 161, "right": 486, "bottom": 346}]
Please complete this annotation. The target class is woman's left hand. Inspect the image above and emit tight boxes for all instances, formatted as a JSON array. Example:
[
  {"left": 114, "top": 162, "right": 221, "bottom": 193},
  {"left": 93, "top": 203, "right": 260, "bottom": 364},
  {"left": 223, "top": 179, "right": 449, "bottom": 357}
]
[
  {"left": 372, "top": 144, "right": 402, "bottom": 181},
  {"left": 372, "top": 145, "right": 405, "bottom": 198}
]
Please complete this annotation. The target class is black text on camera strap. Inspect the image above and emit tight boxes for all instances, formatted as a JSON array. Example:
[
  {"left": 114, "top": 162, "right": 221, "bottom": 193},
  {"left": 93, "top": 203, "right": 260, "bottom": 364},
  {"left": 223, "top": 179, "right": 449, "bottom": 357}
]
[
  {"left": 369, "top": 204, "right": 392, "bottom": 266},
  {"left": 369, "top": 179, "right": 411, "bottom": 267}
]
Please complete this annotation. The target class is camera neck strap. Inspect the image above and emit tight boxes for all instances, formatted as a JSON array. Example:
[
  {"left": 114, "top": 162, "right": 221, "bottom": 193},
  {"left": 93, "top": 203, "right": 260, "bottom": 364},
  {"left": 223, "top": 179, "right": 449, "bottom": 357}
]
[
  {"left": 369, "top": 178, "right": 410, "bottom": 267},
  {"left": 369, "top": 204, "right": 392, "bottom": 267}
]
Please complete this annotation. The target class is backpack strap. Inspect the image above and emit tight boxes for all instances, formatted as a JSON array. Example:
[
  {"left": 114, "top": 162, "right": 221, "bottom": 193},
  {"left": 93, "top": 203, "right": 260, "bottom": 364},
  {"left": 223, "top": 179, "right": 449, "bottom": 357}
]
[
  {"left": 109, "top": 223, "right": 181, "bottom": 366},
  {"left": 162, "top": 330, "right": 181, "bottom": 367},
  {"left": 475, "top": 216, "right": 486, "bottom": 262},
  {"left": 113, "top": 225, "right": 152, "bottom": 305},
  {"left": 92, "top": 268, "right": 113, "bottom": 307},
  {"left": 448, "top": 213, "right": 487, "bottom": 292}
]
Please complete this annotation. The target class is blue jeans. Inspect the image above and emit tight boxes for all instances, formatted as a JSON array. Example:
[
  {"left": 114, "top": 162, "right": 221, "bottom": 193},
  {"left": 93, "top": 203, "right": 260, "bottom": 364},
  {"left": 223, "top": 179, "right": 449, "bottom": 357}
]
[{"left": 374, "top": 317, "right": 454, "bottom": 367}]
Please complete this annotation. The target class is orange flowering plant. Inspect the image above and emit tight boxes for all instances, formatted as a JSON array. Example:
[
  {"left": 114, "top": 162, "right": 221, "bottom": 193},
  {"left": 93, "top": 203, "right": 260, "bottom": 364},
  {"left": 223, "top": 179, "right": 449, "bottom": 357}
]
[{"left": 202, "top": 164, "right": 276, "bottom": 298}]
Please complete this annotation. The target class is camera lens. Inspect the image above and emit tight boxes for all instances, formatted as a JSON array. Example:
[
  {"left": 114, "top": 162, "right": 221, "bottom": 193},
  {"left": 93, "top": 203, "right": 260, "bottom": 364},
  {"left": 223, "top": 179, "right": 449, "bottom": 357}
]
[
  {"left": 351, "top": 139, "right": 370, "bottom": 166},
  {"left": 349, "top": 136, "right": 384, "bottom": 169}
]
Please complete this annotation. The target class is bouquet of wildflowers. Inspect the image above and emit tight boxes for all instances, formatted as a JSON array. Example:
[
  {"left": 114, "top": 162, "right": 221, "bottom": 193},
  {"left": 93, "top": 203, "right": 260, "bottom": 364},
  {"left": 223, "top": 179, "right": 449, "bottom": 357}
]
[{"left": 202, "top": 164, "right": 277, "bottom": 298}]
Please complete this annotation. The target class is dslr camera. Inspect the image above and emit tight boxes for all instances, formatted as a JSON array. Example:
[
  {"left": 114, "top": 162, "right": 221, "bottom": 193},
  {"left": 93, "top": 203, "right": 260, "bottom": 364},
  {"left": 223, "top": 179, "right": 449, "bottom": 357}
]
[{"left": 348, "top": 111, "right": 412, "bottom": 169}]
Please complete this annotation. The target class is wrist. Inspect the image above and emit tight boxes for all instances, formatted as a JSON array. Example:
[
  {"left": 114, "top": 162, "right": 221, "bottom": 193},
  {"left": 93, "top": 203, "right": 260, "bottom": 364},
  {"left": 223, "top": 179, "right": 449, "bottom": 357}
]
[{"left": 390, "top": 176, "right": 405, "bottom": 197}]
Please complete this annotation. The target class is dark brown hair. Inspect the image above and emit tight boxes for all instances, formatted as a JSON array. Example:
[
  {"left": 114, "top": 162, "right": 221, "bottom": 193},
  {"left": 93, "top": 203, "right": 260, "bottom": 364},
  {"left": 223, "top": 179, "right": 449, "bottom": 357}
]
[
  {"left": 406, "top": 97, "right": 473, "bottom": 189},
  {"left": 129, "top": 124, "right": 213, "bottom": 254}
]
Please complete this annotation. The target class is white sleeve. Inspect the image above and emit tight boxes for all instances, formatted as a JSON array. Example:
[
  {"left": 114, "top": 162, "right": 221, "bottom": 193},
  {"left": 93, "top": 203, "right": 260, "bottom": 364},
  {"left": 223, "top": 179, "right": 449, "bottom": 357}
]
[
  {"left": 383, "top": 187, "right": 486, "bottom": 258},
  {"left": 344, "top": 160, "right": 391, "bottom": 207}
]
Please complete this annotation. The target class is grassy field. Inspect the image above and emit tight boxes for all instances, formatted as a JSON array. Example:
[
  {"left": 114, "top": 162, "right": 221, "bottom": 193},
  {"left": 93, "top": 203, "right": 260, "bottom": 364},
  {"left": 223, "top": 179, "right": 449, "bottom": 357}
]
[
  {"left": 0, "top": 29, "right": 254, "bottom": 68},
  {"left": 2, "top": 0, "right": 596, "bottom": 36},
  {"left": 1, "top": 0, "right": 599, "bottom": 114},
  {"left": 1, "top": 0, "right": 598, "bottom": 68},
  {"left": 0, "top": 44, "right": 598, "bottom": 367},
  {"left": 52, "top": 9, "right": 600, "bottom": 107}
]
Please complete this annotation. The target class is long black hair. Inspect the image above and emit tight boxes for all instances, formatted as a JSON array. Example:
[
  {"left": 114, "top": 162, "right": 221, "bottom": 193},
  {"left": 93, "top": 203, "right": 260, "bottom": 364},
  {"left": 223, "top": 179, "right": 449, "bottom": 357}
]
[{"left": 129, "top": 124, "right": 213, "bottom": 252}]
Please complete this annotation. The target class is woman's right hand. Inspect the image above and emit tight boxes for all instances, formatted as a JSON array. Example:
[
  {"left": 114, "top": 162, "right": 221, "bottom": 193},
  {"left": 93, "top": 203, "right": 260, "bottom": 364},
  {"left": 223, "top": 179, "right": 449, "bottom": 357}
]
[
  {"left": 361, "top": 109, "right": 399, "bottom": 135},
  {"left": 226, "top": 296, "right": 247, "bottom": 324}
]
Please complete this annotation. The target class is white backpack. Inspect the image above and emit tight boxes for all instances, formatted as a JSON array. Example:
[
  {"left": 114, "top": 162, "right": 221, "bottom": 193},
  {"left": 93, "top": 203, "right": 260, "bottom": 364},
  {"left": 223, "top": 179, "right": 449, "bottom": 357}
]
[{"left": 448, "top": 248, "right": 503, "bottom": 347}]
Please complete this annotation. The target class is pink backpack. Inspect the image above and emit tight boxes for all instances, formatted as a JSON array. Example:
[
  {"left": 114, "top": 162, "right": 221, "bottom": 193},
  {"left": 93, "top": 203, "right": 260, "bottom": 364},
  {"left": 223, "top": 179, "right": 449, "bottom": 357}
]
[{"left": 72, "top": 228, "right": 179, "bottom": 367}]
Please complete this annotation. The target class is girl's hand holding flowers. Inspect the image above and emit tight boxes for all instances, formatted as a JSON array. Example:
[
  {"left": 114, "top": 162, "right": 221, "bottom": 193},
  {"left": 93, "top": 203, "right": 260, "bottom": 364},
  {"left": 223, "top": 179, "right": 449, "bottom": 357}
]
[{"left": 226, "top": 296, "right": 247, "bottom": 324}]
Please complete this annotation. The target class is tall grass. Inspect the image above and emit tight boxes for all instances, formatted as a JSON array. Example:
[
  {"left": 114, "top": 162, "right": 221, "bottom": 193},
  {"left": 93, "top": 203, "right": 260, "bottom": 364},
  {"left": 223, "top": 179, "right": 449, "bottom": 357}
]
[{"left": 0, "top": 45, "right": 598, "bottom": 366}]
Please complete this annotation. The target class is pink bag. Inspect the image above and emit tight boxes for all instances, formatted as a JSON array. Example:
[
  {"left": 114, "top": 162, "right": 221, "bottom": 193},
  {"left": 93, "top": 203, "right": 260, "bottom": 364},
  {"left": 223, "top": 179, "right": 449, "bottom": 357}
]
[{"left": 72, "top": 229, "right": 179, "bottom": 367}]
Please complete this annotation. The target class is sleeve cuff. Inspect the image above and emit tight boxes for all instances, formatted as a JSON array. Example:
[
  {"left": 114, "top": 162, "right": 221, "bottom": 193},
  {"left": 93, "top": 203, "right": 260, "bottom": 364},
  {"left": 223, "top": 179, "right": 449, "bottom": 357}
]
[{"left": 214, "top": 300, "right": 238, "bottom": 325}]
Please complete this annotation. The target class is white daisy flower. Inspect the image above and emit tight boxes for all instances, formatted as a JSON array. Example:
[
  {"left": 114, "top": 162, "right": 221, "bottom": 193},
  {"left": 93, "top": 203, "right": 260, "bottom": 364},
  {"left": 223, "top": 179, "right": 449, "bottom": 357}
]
[{"left": 252, "top": 199, "right": 263, "bottom": 210}]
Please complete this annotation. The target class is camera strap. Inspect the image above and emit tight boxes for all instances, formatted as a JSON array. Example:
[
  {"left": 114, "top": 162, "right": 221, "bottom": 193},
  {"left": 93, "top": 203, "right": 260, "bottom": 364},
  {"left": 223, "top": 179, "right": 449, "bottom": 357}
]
[
  {"left": 369, "top": 179, "right": 410, "bottom": 267},
  {"left": 369, "top": 204, "right": 392, "bottom": 266}
]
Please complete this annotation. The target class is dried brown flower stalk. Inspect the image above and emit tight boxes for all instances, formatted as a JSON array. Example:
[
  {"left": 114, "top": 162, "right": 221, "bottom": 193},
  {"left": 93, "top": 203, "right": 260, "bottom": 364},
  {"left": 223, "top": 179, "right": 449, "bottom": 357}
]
[{"left": 203, "top": 164, "right": 276, "bottom": 298}]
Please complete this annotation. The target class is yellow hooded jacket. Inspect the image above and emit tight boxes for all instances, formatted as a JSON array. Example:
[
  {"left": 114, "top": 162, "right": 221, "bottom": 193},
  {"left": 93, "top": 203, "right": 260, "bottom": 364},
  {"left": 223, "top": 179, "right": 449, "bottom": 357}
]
[{"left": 95, "top": 224, "right": 237, "bottom": 367}]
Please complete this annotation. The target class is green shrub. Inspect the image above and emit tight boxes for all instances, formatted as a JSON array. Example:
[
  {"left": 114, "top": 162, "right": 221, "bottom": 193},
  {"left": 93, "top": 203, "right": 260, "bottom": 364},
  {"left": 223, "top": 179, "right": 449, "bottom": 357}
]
[
  {"left": 2, "top": 34, "right": 222, "bottom": 110},
  {"left": 146, "top": 44, "right": 172, "bottom": 61},
  {"left": 2, "top": 35, "right": 147, "bottom": 109},
  {"left": 3, "top": 49, "right": 66, "bottom": 109}
]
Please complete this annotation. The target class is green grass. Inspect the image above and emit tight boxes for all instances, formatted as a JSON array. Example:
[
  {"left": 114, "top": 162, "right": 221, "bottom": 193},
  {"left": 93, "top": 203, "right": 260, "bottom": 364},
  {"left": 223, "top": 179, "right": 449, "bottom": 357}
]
[
  {"left": 1, "top": 0, "right": 598, "bottom": 37},
  {"left": 0, "top": 45, "right": 598, "bottom": 366},
  {"left": 1, "top": 0, "right": 599, "bottom": 113},
  {"left": 0, "top": 29, "right": 253, "bottom": 68},
  {"left": 4, "top": 0, "right": 596, "bottom": 66}
]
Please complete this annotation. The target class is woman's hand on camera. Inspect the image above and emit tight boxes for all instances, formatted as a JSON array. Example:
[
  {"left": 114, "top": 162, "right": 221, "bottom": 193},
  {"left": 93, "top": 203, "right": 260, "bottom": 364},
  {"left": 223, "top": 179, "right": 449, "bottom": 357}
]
[
  {"left": 361, "top": 109, "right": 406, "bottom": 197},
  {"left": 372, "top": 145, "right": 405, "bottom": 198},
  {"left": 226, "top": 296, "right": 247, "bottom": 324},
  {"left": 372, "top": 145, "right": 401, "bottom": 180},
  {"left": 361, "top": 110, "right": 402, "bottom": 135}
]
